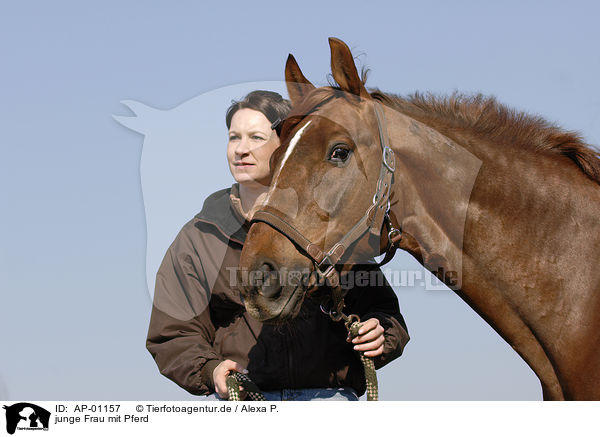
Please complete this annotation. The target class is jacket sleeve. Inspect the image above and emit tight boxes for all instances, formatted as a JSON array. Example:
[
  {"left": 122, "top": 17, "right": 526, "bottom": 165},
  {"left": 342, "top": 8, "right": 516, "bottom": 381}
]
[
  {"left": 146, "top": 223, "right": 222, "bottom": 395},
  {"left": 342, "top": 265, "right": 410, "bottom": 370}
]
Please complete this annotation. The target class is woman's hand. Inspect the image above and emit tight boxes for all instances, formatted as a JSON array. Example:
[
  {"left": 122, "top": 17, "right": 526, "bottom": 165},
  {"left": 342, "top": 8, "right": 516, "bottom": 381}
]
[
  {"left": 347, "top": 318, "right": 385, "bottom": 357},
  {"left": 212, "top": 359, "right": 248, "bottom": 399}
]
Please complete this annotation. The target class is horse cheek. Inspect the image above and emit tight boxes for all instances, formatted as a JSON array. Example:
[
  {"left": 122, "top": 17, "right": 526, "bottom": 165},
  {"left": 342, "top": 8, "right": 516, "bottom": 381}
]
[{"left": 312, "top": 167, "right": 349, "bottom": 214}]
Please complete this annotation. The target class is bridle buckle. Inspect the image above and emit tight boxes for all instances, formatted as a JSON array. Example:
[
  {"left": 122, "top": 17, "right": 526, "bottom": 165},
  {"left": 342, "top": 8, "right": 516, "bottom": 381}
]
[
  {"left": 317, "top": 254, "right": 334, "bottom": 274},
  {"left": 382, "top": 146, "right": 395, "bottom": 173}
]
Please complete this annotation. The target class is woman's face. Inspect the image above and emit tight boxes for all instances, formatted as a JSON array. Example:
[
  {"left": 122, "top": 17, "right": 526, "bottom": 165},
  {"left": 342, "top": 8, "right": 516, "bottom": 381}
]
[{"left": 227, "top": 108, "right": 280, "bottom": 187}]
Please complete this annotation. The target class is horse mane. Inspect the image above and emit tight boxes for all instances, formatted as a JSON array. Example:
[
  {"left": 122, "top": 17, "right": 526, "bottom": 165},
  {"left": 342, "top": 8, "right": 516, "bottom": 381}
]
[{"left": 371, "top": 90, "right": 600, "bottom": 184}]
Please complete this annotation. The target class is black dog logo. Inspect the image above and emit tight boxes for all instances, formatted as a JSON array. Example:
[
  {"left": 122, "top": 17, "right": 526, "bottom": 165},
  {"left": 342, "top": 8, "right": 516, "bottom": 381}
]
[{"left": 3, "top": 403, "right": 50, "bottom": 435}]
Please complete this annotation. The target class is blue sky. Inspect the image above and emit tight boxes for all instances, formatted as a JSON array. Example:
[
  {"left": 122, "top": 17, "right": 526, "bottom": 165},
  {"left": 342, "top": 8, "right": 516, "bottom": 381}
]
[{"left": 1, "top": 1, "right": 599, "bottom": 400}]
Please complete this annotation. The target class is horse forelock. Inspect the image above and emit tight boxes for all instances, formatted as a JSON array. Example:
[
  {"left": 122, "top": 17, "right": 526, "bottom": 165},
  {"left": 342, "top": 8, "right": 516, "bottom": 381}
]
[
  {"left": 370, "top": 90, "right": 600, "bottom": 185},
  {"left": 281, "top": 87, "right": 366, "bottom": 132}
]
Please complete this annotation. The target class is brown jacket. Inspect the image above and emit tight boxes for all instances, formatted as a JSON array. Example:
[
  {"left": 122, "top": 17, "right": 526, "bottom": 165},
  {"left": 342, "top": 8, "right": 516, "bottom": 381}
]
[{"left": 146, "top": 185, "right": 409, "bottom": 396}]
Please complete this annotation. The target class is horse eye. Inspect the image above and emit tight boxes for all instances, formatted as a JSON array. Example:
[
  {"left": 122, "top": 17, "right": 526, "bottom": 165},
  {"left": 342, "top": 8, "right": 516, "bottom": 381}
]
[{"left": 328, "top": 146, "right": 351, "bottom": 163}]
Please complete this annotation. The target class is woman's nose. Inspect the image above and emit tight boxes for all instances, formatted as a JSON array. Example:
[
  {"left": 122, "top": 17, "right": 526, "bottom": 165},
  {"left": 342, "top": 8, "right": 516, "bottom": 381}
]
[{"left": 236, "top": 137, "right": 251, "bottom": 155}]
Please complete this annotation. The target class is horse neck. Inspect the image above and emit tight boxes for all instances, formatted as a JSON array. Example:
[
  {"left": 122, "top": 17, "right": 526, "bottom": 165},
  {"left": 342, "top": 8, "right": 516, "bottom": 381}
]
[
  {"left": 381, "top": 105, "right": 482, "bottom": 288},
  {"left": 382, "top": 104, "right": 600, "bottom": 399}
]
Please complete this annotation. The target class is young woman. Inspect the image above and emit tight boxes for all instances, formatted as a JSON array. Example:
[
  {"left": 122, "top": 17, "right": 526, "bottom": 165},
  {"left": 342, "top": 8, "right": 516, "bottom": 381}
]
[{"left": 146, "top": 90, "right": 409, "bottom": 400}]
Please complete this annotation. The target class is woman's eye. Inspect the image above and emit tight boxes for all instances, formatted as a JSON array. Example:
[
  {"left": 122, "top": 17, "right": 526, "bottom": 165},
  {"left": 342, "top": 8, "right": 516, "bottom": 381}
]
[
  {"left": 229, "top": 135, "right": 239, "bottom": 141},
  {"left": 252, "top": 135, "right": 266, "bottom": 141},
  {"left": 328, "top": 146, "right": 351, "bottom": 163}
]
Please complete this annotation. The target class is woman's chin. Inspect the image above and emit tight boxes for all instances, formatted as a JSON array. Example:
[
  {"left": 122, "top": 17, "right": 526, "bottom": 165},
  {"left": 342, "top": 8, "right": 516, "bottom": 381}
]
[
  {"left": 233, "top": 172, "right": 257, "bottom": 183},
  {"left": 235, "top": 176, "right": 271, "bottom": 189}
]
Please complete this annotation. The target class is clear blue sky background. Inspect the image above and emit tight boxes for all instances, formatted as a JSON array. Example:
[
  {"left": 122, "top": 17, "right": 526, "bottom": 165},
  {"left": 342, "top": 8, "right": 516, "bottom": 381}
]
[{"left": 1, "top": 1, "right": 599, "bottom": 400}]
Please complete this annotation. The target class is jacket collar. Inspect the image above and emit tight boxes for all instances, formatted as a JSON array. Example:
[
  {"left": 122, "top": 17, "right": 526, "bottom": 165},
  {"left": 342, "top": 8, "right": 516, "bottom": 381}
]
[{"left": 194, "top": 184, "right": 248, "bottom": 245}]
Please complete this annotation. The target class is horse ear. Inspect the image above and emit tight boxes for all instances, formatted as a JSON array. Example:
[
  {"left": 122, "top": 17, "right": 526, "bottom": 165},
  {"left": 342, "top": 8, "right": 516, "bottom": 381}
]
[
  {"left": 328, "top": 37, "right": 369, "bottom": 99},
  {"left": 285, "top": 54, "right": 315, "bottom": 106}
]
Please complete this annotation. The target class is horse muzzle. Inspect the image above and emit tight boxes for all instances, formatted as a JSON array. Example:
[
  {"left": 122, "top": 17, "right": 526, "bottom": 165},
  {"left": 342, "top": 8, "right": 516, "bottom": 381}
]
[{"left": 238, "top": 253, "right": 313, "bottom": 323}]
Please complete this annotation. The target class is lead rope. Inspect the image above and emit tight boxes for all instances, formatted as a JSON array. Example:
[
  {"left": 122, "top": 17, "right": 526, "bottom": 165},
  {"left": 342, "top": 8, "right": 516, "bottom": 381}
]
[
  {"left": 225, "top": 372, "right": 266, "bottom": 401},
  {"left": 332, "top": 311, "right": 379, "bottom": 401},
  {"left": 347, "top": 319, "right": 378, "bottom": 401}
]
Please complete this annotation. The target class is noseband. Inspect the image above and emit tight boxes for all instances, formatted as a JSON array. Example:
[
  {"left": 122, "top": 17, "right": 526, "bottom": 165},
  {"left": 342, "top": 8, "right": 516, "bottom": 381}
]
[{"left": 251, "top": 101, "right": 402, "bottom": 320}]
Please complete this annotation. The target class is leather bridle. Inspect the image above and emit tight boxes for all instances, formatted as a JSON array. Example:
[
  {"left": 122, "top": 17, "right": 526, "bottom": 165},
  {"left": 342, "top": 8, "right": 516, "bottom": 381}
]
[{"left": 250, "top": 101, "right": 402, "bottom": 320}]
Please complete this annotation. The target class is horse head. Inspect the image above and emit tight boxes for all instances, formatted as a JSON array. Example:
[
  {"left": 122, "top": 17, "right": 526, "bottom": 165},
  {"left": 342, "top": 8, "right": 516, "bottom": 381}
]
[{"left": 239, "top": 38, "right": 396, "bottom": 322}]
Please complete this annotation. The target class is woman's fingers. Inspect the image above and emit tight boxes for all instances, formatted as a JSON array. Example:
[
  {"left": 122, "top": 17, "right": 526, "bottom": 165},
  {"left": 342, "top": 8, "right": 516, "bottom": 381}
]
[
  {"left": 349, "top": 318, "right": 385, "bottom": 357},
  {"left": 352, "top": 326, "right": 384, "bottom": 343},
  {"left": 351, "top": 318, "right": 384, "bottom": 343},
  {"left": 357, "top": 318, "right": 380, "bottom": 335},
  {"left": 353, "top": 334, "right": 385, "bottom": 351},
  {"left": 213, "top": 360, "right": 248, "bottom": 399},
  {"left": 362, "top": 344, "right": 384, "bottom": 357},
  {"left": 233, "top": 362, "right": 248, "bottom": 374}
]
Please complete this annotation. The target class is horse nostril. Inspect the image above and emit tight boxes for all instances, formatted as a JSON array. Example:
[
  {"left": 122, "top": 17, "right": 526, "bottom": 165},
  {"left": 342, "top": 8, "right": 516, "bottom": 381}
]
[
  {"left": 260, "top": 262, "right": 275, "bottom": 273},
  {"left": 257, "top": 262, "right": 282, "bottom": 298}
]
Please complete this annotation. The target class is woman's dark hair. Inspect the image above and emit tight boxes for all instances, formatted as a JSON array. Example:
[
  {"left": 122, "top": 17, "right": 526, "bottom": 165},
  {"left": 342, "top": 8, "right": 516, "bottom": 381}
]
[{"left": 225, "top": 90, "right": 291, "bottom": 132}]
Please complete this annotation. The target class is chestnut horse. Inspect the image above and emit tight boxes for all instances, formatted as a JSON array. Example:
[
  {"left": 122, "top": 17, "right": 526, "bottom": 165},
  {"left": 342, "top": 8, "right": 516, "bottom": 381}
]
[{"left": 238, "top": 38, "right": 600, "bottom": 400}]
